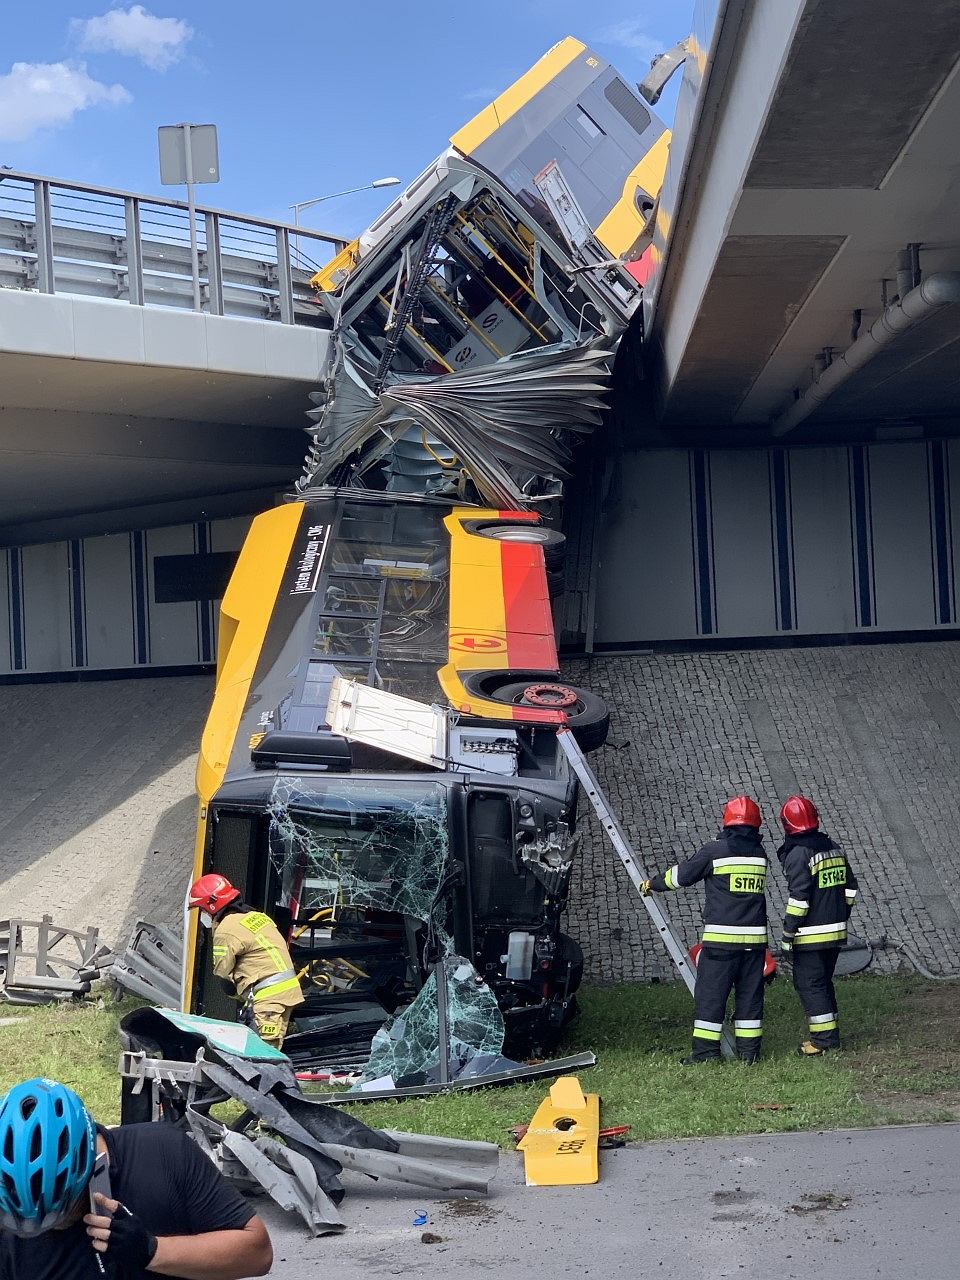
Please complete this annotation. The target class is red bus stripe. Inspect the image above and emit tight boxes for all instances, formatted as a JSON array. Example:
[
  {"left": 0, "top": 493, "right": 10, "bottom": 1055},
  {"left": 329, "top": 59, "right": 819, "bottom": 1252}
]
[{"left": 500, "top": 540, "right": 558, "bottom": 671}]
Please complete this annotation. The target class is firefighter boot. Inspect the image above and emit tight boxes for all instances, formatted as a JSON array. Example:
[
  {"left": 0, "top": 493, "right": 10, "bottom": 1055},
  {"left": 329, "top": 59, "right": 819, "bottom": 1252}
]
[{"left": 798, "top": 1040, "right": 833, "bottom": 1056}]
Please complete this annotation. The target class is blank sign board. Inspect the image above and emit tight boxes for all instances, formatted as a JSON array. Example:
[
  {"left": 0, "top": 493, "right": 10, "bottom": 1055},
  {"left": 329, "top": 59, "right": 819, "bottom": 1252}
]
[{"left": 158, "top": 124, "right": 220, "bottom": 185}]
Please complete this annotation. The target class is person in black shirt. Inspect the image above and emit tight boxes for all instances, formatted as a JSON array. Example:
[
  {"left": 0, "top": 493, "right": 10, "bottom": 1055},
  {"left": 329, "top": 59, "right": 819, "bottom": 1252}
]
[
  {"left": 0, "top": 1078, "right": 272, "bottom": 1279},
  {"left": 643, "top": 795, "right": 769, "bottom": 1064},
  {"left": 777, "top": 794, "right": 859, "bottom": 1055}
]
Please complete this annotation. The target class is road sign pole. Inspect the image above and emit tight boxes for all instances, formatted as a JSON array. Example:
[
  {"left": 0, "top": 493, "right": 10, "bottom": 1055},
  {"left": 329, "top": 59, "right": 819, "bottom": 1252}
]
[{"left": 181, "top": 125, "right": 201, "bottom": 312}]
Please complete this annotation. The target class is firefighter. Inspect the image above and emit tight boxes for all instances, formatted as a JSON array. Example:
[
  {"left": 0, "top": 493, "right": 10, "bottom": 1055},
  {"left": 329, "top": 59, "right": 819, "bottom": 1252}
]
[
  {"left": 188, "top": 873, "right": 304, "bottom": 1049},
  {"left": 777, "top": 795, "right": 859, "bottom": 1055},
  {"left": 642, "top": 797, "right": 768, "bottom": 1064}
]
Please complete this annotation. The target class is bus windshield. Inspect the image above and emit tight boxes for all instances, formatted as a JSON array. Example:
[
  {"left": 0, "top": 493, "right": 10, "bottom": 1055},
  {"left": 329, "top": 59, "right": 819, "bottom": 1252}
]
[{"left": 268, "top": 776, "right": 449, "bottom": 927}]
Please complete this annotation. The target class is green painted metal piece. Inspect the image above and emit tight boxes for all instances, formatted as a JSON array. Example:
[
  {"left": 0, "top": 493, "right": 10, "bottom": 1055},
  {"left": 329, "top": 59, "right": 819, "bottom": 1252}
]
[{"left": 156, "top": 1008, "right": 289, "bottom": 1061}]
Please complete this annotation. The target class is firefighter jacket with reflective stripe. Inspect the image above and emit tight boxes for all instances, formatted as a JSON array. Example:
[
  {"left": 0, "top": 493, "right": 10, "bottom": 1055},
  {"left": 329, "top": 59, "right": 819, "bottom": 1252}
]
[
  {"left": 211, "top": 910, "right": 304, "bottom": 1010},
  {"left": 650, "top": 829, "right": 768, "bottom": 948},
  {"left": 778, "top": 831, "right": 859, "bottom": 950}
]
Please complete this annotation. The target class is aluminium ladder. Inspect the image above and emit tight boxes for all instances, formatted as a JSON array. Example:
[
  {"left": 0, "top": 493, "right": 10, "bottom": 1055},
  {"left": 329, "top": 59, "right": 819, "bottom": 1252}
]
[{"left": 556, "top": 727, "right": 736, "bottom": 1059}]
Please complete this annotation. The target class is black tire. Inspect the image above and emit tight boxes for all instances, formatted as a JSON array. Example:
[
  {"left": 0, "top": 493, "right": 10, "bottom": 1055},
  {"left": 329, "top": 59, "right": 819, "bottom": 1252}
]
[
  {"left": 476, "top": 524, "right": 566, "bottom": 574},
  {"left": 558, "top": 932, "right": 584, "bottom": 995},
  {"left": 486, "top": 680, "right": 609, "bottom": 751},
  {"left": 547, "top": 565, "right": 566, "bottom": 599}
]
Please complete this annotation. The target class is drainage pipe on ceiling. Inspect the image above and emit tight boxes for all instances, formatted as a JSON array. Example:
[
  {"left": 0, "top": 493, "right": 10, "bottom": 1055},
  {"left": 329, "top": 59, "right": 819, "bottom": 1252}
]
[{"left": 770, "top": 271, "right": 960, "bottom": 437}]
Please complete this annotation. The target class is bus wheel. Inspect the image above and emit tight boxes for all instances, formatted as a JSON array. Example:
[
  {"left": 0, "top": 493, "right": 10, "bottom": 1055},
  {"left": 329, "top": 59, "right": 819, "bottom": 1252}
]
[
  {"left": 475, "top": 524, "right": 566, "bottom": 573},
  {"left": 488, "top": 680, "right": 610, "bottom": 752}
]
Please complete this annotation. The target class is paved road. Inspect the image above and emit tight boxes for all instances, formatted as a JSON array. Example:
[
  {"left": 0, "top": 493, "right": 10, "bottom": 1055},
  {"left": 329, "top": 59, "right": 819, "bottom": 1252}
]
[{"left": 261, "top": 1123, "right": 959, "bottom": 1278}]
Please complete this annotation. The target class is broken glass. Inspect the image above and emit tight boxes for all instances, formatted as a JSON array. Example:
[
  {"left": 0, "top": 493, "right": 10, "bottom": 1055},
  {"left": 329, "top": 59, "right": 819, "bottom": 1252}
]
[
  {"left": 268, "top": 777, "right": 449, "bottom": 925},
  {"left": 358, "top": 955, "right": 505, "bottom": 1086},
  {"left": 269, "top": 778, "right": 505, "bottom": 1083}
]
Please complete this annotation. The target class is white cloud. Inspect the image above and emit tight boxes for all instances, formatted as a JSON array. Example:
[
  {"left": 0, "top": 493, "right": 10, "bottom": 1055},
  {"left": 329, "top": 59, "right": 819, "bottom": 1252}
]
[
  {"left": 0, "top": 61, "right": 131, "bottom": 143},
  {"left": 594, "top": 19, "right": 662, "bottom": 63},
  {"left": 73, "top": 4, "right": 193, "bottom": 71}
]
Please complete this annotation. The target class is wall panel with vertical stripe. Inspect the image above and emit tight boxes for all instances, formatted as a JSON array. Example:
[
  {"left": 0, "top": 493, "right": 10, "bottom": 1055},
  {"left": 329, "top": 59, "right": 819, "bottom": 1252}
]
[
  {"left": 0, "top": 515, "right": 252, "bottom": 677},
  {"left": 596, "top": 439, "right": 960, "bottom": 646}
]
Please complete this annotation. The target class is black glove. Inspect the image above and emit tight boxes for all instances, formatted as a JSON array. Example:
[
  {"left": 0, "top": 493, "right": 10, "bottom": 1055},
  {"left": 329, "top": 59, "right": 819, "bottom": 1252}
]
[{"left": 103, "top": 1203, "right": 159, "bottom": 1270}]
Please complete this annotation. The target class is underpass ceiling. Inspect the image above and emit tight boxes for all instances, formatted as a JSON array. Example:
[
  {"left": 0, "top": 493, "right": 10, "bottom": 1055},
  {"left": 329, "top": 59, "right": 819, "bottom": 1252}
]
[
  {"left": 653, "top": 0, "right": 960, "bottom": 440},
  {"left": 0, "top": 351, "right": 313, "bottom": 426},
  {"left": 0, "top": 350, "right": 311, "bottom": 539}
]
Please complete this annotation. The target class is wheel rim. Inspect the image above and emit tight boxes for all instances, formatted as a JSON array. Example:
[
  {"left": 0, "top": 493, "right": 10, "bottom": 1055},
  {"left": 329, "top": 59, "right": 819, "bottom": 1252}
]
[
  {"left": 520, "top": 682, "right": 579, "bottom": 709},
  {"left": 485, "top": 527, "right": 555, "bottom": 544}
]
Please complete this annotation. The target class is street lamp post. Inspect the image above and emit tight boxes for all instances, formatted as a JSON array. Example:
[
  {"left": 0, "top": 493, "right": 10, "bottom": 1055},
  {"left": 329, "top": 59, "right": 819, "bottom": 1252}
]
[{"left": 290, "top": 176, "right": 401, "bottom": 226}]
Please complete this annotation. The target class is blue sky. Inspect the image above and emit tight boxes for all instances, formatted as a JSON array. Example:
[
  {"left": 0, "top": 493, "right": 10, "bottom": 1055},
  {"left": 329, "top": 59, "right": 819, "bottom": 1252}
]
[{"left": 1, "top": 2, "right": 693, "bottom": 238}]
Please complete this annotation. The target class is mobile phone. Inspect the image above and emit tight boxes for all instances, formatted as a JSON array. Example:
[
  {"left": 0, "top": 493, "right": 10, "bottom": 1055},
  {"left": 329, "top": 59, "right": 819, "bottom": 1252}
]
[
  {"left": 88, "top": 1152, "right": 112, "bottom": 1276},
  {"left": 88, "top": 1151, "right": 113, "bottom": 1216}
]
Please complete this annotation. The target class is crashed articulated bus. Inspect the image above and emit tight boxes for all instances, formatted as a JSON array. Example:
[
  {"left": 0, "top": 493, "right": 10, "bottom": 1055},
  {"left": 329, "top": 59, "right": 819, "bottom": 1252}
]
[
  {"left": 298, "top": 35, "right": 669, "bottom": 503},
  {"left": 185, "top": 37, "right": 670, "bottom": 1069},
  {"left": 187, "top": 491, "right": 607, "bottom": 1061}
]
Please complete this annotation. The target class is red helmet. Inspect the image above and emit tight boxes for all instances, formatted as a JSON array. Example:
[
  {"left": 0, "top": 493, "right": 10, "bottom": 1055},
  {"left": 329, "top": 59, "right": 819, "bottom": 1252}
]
[
  {"left": 780, "top": 795, "right": 819, "bottom": 834},
  {"left": 722, "top": 795, "right": 761, "bottom": 829},
  {"left": 188, "top": 873, "right": 240, "bottom": 916}
]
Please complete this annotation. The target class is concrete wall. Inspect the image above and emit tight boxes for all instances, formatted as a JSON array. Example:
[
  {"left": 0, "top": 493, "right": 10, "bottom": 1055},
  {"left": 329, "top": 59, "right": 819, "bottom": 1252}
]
[
  {"left": 597, "top": 439, "right": 960, "bottom": 645},
  {"left": 1, "top": 515, "right": 251, "bottom": 675}
]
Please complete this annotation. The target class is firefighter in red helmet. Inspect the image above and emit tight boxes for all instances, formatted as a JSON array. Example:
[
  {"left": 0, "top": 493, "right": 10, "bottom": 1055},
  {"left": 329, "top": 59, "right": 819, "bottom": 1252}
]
[
  {"left": 642, "top": 797, "right": 768, "bottom": 1064},
  {"left": 777, "top": 796, "right": 859, "bottom": 1055},
  {"left": 188, "top": 873, "right": 303, "bottom": 1049}
]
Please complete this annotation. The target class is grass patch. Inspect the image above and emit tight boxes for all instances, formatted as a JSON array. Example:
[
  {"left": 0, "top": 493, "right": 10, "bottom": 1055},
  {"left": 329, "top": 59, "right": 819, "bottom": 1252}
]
[
  {"left": 309, "top": 973, "right": 960, "bottom": 1142},
  {"left": 0, "top": 997, "right": 141, "bottom": 1123},
  {"left": 1, "top": 975, "right": 958, "bottom": 1143}
]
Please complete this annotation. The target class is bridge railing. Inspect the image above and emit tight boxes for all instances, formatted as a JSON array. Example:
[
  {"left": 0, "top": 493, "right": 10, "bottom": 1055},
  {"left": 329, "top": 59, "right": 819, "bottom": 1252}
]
[{"left": 0, "top": 169, "right": 347, "bottom": 325}]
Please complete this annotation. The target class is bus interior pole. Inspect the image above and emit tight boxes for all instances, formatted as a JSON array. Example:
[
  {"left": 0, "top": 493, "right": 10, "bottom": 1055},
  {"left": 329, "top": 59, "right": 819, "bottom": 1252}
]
[
  {"left": 556, "top": 727, "right": 736, "bottom": 1059},
  {"left": 182, "top": 124, "right": 201, "bottom": 312}
]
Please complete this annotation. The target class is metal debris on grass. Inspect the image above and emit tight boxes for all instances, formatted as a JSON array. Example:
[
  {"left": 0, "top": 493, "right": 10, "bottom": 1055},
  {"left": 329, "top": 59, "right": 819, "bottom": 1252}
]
[{"left": 0, "top": 916, "right": 112, "bottom": 1005}]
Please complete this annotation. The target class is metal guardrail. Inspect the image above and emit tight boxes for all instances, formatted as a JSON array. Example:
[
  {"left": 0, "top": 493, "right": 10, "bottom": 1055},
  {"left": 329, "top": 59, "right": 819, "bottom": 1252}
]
[{"left": 0, "top": 169, "right": 348, "bottom": 325}]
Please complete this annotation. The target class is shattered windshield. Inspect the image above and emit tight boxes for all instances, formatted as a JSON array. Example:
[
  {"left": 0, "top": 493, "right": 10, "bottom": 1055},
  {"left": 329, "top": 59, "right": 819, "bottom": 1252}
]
[{"left": 267, "top": 776, "right": 449, "bottom": 925}]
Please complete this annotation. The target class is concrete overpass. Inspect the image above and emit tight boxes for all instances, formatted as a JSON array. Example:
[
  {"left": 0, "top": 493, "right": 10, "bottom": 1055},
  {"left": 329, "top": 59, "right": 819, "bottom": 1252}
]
[
  {"left": 643, "top": 0, "right": 960, "bottom": 444},
  {"left": 0, "top": 170, "right": 340, "bottom": 544}
]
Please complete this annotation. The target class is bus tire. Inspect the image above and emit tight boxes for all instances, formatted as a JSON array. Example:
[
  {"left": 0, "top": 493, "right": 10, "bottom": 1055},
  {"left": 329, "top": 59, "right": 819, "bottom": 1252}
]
[
  {"left": 487, "top": 680, "right": 609, "bottom": 751},
  {"left": 558, "top": 932, "right": 584, "bottom": 995},
  {"left": 475, "top": 524, "right": 566, "bottom": 573}
]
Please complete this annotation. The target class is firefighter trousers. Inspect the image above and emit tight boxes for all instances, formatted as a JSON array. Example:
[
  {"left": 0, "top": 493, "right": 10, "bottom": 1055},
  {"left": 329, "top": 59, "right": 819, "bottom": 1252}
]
[
  {"left": 792, "top": 948, "right": 840, "bottom": 1049},
  {"left": 692, "top": 947, "right": 765, "bottom": 1062}
]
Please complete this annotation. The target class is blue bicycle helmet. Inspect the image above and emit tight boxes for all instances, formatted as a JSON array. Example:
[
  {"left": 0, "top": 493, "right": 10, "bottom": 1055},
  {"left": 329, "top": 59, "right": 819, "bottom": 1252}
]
[{"left": 0, "top": 1078, "right": 96, "bottom": 1236}]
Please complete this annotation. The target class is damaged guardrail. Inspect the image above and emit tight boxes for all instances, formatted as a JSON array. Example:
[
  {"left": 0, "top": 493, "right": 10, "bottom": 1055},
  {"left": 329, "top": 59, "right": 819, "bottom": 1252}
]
[{"left": 118, "top": 1006, "right": 499, "bottom": 1235}]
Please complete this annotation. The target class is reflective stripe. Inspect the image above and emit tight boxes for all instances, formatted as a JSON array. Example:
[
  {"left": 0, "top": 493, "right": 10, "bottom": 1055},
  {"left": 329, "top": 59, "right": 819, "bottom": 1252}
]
[
  {"left": 845, "top": 889, "right": 858, "bottom": 901},
  {"left": 664, "top": 865, "right": 680, "bottom": 890},
  {"left": 787, "top": 898, "right": 809, "bottom": 910},
  {"left": 702, "top": 931, "right": 769, "bottom": 945},
  {"left": 796, "top": 922, "right": 846, "bottom": 936},
  {"left": 712, "top": 857, "right": 766, "bottom": 869},
  {"left": 252, "top": 975, "right": 301, "bottom": 1002},
  {"left": 809, "top": 1019, "right": 838, "bottom": 1032},
  {"left": 240, "top": 911, "right": 287, "bottom": 972},
  {"left": 694, "top": 1020, "right": 723, "bottom": 1032},
  {"left": 735, "top": 1027, "right": 763, "bottom": 1039},
  {"left": 693, "top": 1026, "right": 722, "bottom": 1042},
  {"left": 211, "top": 946, "right": 227, "bottom": 957},
  {"left": 703, "top": 924, "right": 766, "bottom": 936},
  {"left": 795, "top": 922, "right": 847, "bottom": 944},
  {"left": 250, "top": 967, "right": 296, "bottom": 997},
  {"left": 734, "top": 1019, "right": 762, "bottom": 1029},
  {"left": 785, "top": 903, "right": 807, "bottom": 917},
  {"left": 809, "top": 1011, "right": 837, "bottom": 1025}
]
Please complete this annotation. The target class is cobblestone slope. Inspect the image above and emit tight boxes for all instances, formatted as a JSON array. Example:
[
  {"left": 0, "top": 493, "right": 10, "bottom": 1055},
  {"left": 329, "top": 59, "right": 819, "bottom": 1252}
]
[
  {"left": 564, "top": 642, "right": 960, "bottom": 981},
  {"left": 0, "top": 675, "right": 212, "bottom": 947}
]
